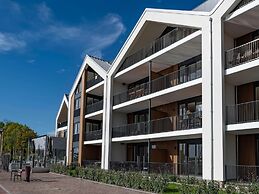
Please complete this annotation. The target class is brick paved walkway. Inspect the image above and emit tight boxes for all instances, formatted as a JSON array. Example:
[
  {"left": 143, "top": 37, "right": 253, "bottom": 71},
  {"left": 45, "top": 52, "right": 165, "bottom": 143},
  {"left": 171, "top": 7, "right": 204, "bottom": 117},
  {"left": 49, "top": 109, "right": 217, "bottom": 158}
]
[{"left": 0, "top": 171, "right": 152, "bottom": 194}]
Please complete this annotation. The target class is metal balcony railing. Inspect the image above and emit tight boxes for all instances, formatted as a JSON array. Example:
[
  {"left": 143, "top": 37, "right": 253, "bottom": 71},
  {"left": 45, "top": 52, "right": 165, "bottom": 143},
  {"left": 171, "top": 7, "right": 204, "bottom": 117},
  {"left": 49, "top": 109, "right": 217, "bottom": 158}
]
[
  {"left": 226, "top": 100, "right": 259, "bottom": 124},
  {"left": 110, "top": 161, "right": 202, "bottom": 177},
  {"left": 112, "top": 111, "right": 202, "bottom": 138},
  {"left": 86, "top": 76, "right": 103, "bottom": 88},
  {"left": 232, "top": 0, "right": 255, "bottom": 13},
  {"left": 119, "top": 27, "right": 198, "bottom": 72},
  {"left": 85, "top": 130, "right": 102, "bottom": 141},
  {"left": 82, "top": 160, "right": 101, "bottom": 168},
  {"left": 57, "top": 121, "right": 68, "bottom": 129},
  {"left": 225, "top": 38, "right": 259, "bottom": 69},
  {"left": 225, "top": 165, "right": 259, "bottom": 182},
  {"left": 86, "top": 100, "right": 103, "bottom": 114},
  {"left": 114, "top": 61, "right": 202, "bottom": 106}
]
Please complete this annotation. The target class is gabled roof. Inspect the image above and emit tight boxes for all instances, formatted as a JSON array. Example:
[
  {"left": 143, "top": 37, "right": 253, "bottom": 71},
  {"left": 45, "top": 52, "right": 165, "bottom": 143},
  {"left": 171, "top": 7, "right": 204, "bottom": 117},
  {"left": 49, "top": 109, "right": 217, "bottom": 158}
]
[
  {"left": 56, "top": 94, "right": 69, "bottom": 124},
  {"left": 69, "top": 55, "right": 111, "bottom": 98},
  {"left": 108, "top": 8, "right": 211, "bottom": 77}
]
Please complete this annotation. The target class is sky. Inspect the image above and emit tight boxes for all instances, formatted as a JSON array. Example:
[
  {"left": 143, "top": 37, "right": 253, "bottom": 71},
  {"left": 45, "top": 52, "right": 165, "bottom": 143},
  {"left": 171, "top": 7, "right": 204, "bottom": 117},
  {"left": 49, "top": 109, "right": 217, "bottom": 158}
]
[{"left": 0, "top": 0, "right": 205, "bottom": 136}]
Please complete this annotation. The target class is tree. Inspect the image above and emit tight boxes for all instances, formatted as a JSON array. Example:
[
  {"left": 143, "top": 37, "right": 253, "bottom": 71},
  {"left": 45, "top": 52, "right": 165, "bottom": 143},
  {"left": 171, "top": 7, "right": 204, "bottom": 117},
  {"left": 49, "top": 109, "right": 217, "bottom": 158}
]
[{"left": 2, "top": 122, "right": 37, "bottom": 160}]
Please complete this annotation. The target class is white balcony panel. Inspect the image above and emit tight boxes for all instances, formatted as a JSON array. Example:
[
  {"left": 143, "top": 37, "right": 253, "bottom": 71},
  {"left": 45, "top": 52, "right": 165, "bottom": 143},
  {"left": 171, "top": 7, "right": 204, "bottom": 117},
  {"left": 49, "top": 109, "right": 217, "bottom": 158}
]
[
  {"left": 112, "top": 128, "right": 202, "bottom": 143},
  {"left": 86, "top": 80, "right": 104, "bottom": 96},
  {"left": 85, "top": 110, "right": 103, "bottom": 120},
  {"left": 84, "top": 139, "right": 102, "bottom": 145},
  {"left": 225, "top": 58, "right": 259, "bottom": 85}
]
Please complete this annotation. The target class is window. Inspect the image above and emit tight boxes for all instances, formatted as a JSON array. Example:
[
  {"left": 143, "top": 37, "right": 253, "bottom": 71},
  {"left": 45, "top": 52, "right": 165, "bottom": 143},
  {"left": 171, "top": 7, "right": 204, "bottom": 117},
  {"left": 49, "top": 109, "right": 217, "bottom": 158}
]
[
  {"left": 73, "top": 123, "right": 80, "bottom": 135},
  {"left": 73, "top": 147, "right": 79, "bottom": 162},
  {"left": 75, "top": 80, "right": 82, "bottom": 94},
  {"left": 75, "top": 98, "right": 81, "bottom": 110},
  {"left": 178, "top": 97, "right": 202, "bottom": 116},
  {"left": 86, "top": 121, "right": 101, "bottom": 132}
]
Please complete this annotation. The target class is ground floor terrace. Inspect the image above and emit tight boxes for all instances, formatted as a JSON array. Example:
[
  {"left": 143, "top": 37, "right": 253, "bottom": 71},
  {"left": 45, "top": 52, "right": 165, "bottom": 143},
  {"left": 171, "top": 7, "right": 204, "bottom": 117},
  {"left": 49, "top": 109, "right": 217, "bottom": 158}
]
[
  {"left": 109, "top": 138, "right": 202, "bottom": 177},
  {"left": 225, "top": 132, "right": 259, "bottom": 182}
]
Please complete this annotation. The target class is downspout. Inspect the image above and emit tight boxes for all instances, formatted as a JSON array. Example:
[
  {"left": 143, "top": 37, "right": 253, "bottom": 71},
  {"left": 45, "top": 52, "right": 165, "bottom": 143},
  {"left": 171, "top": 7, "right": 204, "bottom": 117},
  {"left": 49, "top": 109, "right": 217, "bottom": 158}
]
[{"left": 209, "top": 17, "right": 214, "bottom": 181}]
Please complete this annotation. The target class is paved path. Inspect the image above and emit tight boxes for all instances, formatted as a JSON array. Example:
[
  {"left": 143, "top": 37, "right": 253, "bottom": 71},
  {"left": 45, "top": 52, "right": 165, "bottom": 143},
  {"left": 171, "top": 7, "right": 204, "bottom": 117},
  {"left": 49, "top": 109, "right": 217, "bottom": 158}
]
[{"left": 0, "top": 171, "right": 151, "bottom": 194}]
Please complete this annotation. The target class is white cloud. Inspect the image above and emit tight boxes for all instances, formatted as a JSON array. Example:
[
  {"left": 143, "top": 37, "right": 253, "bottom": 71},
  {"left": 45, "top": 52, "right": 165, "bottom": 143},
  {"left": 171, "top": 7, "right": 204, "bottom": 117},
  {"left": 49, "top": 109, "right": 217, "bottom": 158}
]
[
  {"left": 37, "top": 2, "right": 52, "bottom": 22},
  {"left": 0, "top": 2, "right": 126, "bottom": 57},
  {"left": 0, "top": 32, "right": 26, "bottom": 52},
  {"left": 56, "top": 68, "right": 66, "bottom": 74}
]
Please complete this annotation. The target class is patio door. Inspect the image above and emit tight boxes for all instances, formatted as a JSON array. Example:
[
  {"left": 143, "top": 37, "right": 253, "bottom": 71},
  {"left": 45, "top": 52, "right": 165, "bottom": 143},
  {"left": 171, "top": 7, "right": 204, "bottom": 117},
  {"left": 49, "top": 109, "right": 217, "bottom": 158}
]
[{"left": 178, "top": 139, "right": 202, "bottom": 176}]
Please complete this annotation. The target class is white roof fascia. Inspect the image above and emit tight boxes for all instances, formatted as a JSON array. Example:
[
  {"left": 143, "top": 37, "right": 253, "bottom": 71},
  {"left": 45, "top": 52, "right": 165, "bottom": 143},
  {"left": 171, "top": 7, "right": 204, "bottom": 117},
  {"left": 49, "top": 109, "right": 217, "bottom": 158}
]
[{"left": 69, "top": 55, "right": 108, "bottom": 99}]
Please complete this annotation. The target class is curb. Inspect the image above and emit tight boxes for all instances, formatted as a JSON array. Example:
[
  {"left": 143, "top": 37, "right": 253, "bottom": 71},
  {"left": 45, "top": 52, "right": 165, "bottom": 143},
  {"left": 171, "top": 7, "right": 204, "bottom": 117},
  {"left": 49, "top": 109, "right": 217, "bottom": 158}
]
[{"left": 49, "top": 172, "right": 155, "bottom": 194}]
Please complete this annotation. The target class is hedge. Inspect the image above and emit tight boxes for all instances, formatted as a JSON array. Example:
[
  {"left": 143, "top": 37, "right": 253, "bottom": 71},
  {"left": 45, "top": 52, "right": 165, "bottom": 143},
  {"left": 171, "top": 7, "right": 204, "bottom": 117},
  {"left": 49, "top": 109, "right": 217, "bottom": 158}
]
[{"left": 50, "top": 164, "right": 167, "bottom": 193}]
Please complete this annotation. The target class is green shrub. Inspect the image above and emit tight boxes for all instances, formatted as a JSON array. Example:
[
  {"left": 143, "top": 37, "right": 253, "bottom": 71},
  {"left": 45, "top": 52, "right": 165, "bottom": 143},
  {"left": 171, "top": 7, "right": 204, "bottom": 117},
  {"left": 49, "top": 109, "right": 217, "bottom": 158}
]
[{"left": 50, "top": 164, "right": 167, "bottom": 193}]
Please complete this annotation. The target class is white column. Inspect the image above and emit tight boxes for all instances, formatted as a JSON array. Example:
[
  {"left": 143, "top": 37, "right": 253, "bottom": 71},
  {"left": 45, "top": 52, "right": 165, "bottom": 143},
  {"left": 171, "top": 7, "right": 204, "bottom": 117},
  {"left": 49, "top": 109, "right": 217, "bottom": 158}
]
[
  {"left": 212, "top": 17, "right": 225, "bottom": 182},
  {"left": 102, "top": 76, "right": 113, "bottom": 170},
  {"left": 202, "top": 18, "right": 213, "bottom": 180},
  {"left": 101, "top": 78, "right": 108, "bottom": 169}
]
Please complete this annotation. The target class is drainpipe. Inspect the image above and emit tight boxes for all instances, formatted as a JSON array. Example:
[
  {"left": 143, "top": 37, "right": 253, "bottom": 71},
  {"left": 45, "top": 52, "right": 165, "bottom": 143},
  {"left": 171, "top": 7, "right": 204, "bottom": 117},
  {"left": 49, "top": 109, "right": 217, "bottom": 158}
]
[{"left": 210, "top": 17, "right": 214, "bottom": 181}]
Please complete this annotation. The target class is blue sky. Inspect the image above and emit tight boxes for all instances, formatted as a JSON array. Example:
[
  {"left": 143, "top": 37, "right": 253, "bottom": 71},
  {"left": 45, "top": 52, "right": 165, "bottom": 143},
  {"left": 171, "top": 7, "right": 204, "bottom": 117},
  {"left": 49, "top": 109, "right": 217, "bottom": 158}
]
[{"left": 0, "top": 0, "right": 205, "bottom": 136}]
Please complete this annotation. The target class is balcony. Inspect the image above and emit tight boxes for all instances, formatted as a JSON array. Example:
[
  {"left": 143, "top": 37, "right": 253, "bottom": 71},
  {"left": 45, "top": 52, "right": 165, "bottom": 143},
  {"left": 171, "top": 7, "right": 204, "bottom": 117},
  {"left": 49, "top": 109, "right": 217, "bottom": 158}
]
[
  {"left": 85, "top": 130, "right": 102, "bottom": 141},
  {"left": 225, "top": 38, "right": 259, "bottom": 69},
  {"left": 110, "top": 161, "right": 202, "bottom": 177},
  {"left": 225, "top": 164, "right": 259, "bottom": 182},
  {"left": 86, "top": 100, "right": 103, "bottom": 115},
  {"left": 118, "top": 27, "right": 197, "bottom": 72},
  {"left": 226, "top": 100, "right": 259, "bottom": 125},
  {"left": 86, "top": 76, "right": 103, "bottom": 89},
  {"left": 112, "top": 111, "right": 202, "bottom": 138},
  {"left": 114, "top": 61, "right": 202, "bottom": 106},
  {"left": 57, "top": 121, "right": 67, "bottom": 129}
]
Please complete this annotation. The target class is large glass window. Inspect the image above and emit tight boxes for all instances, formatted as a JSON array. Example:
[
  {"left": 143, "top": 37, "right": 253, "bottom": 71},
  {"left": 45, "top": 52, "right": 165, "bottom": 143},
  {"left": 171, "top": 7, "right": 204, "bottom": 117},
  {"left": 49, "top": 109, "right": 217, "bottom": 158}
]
[
  {"left": 73, "top": 123, "right": 80, "bottom": 135},
  {"left": 75, "top": 98, "right": 81, "bottom": 110},
  {"left": 178, "top": 139, "right": 202, "bottom": 176},
  {"left": 72, "top": 147, "right": 79, "bottom": 163}
]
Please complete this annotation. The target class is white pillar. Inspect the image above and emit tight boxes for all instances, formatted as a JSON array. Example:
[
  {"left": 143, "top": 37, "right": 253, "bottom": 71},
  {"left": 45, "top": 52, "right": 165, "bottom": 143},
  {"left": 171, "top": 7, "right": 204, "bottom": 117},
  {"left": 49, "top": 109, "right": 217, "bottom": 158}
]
[
  {"left": 101, "top": 78, "right": 108, "bottom": 169},
  {"left": 212, "top": 17, "right": 225, "bottom": 182},
  {"left": 102, "top": 76, "right": 113, "bottom": 170},
  {"left": 202, "top": 18, "right": 213, "bottom": 180}
]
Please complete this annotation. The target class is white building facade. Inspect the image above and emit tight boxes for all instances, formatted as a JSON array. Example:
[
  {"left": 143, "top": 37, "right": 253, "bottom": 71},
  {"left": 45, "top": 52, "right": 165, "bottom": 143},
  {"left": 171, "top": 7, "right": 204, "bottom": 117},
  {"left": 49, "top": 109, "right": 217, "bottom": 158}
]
[{"left": 59, "top": 0, "right": 259, "bottom": 182}]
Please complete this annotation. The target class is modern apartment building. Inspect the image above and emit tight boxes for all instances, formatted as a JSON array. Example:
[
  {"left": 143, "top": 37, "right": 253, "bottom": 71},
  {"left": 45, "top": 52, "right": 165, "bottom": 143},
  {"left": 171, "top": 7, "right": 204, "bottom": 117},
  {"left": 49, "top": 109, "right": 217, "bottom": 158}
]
[{"left": 57, "top": 0, "right": 259, "bottom": 182}]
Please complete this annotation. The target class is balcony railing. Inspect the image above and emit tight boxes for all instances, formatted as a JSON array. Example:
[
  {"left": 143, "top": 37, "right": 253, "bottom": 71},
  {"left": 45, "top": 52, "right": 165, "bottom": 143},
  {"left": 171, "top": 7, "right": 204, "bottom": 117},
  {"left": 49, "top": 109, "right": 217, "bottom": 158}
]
[
  {"left": 86, "top": 100, "right": 103, "bottom": 114},
  {"left": 232, "top": 0, "right": 255, "bottom": 13},
  {"left": 86, "top": 76, "right": 103, "bottom": 88},
  {"left": 85, "top": 130, "right": 102, "bottom": 141},
  {"left": 225, "top": 165, "right": 259, "bottom": 182},
  {"left": 119, "top": 27, "right": 197, "bottom": 72},
  {"left": 112, "top": 111, "right": 202, "bottom": 138},
  {"left": 226, "top": 100, "right": 259, "bottom": 124},
  {"left": 110, "top": 161, "right": 202, "bottom": 177},
  {"left": 57, "top": 121, "right": 67, "bottom": 129},
  {"left": 114, "top": 61, "right": 202, "bottom": 106},
  {"left": 225, "top": 38, "right": 259, "bottom": 69},
  {"left": 82, "top": 160, "right": 101, "bottom": 168}
]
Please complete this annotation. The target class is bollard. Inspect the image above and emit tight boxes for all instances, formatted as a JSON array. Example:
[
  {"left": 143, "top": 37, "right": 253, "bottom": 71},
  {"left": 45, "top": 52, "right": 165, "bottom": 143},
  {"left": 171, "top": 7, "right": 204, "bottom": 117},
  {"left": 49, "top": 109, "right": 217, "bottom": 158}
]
[{"left": 25, "top": 166, "right": 31, "bottom": 182}]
